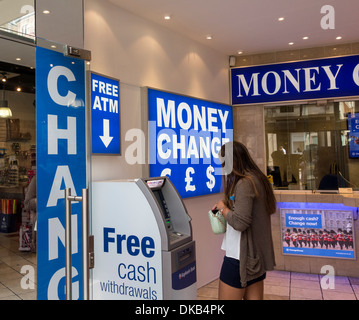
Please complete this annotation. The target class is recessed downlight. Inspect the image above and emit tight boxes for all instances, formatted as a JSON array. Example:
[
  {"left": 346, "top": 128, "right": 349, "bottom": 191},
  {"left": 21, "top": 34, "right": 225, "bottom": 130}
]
[
  {"left": 43, "top": 10, "right": 50, "bottom": 14},
  {"left": 278, "top": 17, "right": 285, "bottom": 21},
  {"left": 206, "top": 35, "right": 213, "bottom": 40}
]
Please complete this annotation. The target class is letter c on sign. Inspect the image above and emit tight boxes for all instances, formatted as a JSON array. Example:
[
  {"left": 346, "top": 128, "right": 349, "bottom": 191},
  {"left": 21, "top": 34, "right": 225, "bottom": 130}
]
[
  {"left": 48, "top": 66, "right": 77, "bottom": 106},
  {"left": 353, "top": 64, "right": 359, "bottom": 87},
  {"left": 48, "top": 267, "right": 79, "bottom": 300}
]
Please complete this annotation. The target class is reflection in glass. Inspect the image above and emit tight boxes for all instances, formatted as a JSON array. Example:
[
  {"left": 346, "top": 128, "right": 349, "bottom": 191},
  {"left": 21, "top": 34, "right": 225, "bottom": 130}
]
[
  {"left": 0, "top": 1, "right": 35, "bottom": 40},
  {"left": 265, "top": 101, "right": 359, "bottom": 191}
]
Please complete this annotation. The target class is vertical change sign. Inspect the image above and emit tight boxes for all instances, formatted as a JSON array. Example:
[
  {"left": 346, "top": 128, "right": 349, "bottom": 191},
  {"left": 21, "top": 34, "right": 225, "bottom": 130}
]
[
  {"left": 147, "top": 88, "right": 233, "bottom": 199},
  {"left": 36, "top": 46, "right": 87, "bottom": 300},
  {"left": 91, "top": 72, "right": 121, "bottom": 154}
]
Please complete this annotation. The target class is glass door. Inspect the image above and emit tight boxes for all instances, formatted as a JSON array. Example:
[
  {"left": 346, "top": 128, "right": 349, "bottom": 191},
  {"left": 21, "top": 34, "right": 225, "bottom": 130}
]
[{"left": 35, "top": 38, "right": 91, "bottom": 300}]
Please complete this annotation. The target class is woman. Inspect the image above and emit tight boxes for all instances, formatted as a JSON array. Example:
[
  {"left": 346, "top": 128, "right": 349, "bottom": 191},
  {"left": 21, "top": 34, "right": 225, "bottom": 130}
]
[{"left": 213, "top": 141, "right": 276, "bottom": 300}]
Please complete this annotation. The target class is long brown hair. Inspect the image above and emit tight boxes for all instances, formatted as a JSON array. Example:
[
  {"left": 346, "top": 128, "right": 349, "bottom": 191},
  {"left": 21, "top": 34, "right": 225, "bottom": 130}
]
[{"left": 220, "top": 141, "right": 276, "bottom": 215}]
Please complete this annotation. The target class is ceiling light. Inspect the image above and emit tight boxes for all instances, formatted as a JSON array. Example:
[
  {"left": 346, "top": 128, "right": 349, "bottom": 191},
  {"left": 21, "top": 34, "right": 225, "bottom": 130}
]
[
  {"left": 16, "top": 58, "right": 21, "bottom": 61},
  {"left": 336, "top": 36, "right": 342, "bottom": 40},
  {"left": 0, "top": 90, "right": 12, "bottom": 118},
  {"left": 164, "top": 15, "right": 171, "bottom": 20},
  {"left": 16, "top": 87, "right": 22, "bottom": 92},
  {"left": 0, "top": 107, "right": 12, "bottom": 118},
  {"left": 237, "top": 51, "right": 243, "bottom": 55},
  {"left": 303, "top": 36, "right": 309, "bottom": 40},
  {"left": 278, "top": 17, "right": 285, "bottom": 21},
  {"left": 206, "top": 35, "right": 213, "bottom": 40},
  {"left": 43, "top": 10, "right": 50, "bottom": 14},
  {"left": 289, "top": 42, "right": 294, "bottom": 46},
  {"left": 1, "top": 76, "right": 6, "bottom": 83}
]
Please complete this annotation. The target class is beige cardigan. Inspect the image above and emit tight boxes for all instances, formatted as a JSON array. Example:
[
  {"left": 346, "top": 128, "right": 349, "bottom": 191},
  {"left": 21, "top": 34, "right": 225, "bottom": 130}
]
[{"left": 225, "top": 174, "right": 276, "bottom": 287}]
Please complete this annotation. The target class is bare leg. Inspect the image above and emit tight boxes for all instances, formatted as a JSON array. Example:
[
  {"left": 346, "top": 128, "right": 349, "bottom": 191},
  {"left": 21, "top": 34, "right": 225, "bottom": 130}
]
[
  {"left": 243, "top": 280, "right": 264, "bottom": 300},
  {"left": 218, "top": 280, "right": 245, "bottom": 300}
]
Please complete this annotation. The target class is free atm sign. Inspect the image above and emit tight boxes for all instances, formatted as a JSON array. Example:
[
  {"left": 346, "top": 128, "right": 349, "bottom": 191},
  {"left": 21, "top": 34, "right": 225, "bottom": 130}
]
[{"left": 91, "top": 72, "right": 121, "bottom": 154}]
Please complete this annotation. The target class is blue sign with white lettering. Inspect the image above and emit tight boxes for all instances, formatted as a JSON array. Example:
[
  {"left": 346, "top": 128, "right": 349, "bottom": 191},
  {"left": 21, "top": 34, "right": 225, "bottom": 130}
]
[
  {"left": 147, "top": 88, "right": 233, "bottom": 198},
  {"left": 36, "top": 46, "right": 87, "bottom": 300},
  {"left": 348, "top": 113, "right": 359, "bottom": 158},
  {"left": 91, "top": 72, "right": 120, "bottom": 154},
  {"left": 231, "top": 54, "right": 359, "bottom": 105},
  {"left": 285, "top": 214, "right": 322, "bottom": 229}
]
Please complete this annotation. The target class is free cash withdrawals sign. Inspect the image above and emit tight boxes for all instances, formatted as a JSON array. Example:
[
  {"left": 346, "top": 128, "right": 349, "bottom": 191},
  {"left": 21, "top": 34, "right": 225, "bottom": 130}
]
[
  {"left": 231, "top": 54, "right": 359, "bottom": 105},
  {"left": 147, "top": 88, "right": 233, "bottom": 199},
  {"left": 36, "top": 47, "right": 87, "bottom": 299},
  {"left": 91, "top": 72, "right": 120, "bottom": 154}
]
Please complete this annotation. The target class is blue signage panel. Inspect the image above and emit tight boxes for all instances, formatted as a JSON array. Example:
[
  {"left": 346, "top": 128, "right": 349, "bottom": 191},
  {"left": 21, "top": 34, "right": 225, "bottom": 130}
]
[
  {"left": 231, "top": 55, "right": 359, "bottom": 105},
  {"left": 148, "top": 88, "right": 233, "bottom": 198},
  {"left": 285, "top": 213, "right": 322, "bottom": 229},
  {"left": 348, "top": 113, "right": 359, "bottom": 158},
  {"left": 91, "top": 72, "right": 120, "bottom": 154},
  {"left": 36, "top": 47, "right": 87, "bottom": 299}
]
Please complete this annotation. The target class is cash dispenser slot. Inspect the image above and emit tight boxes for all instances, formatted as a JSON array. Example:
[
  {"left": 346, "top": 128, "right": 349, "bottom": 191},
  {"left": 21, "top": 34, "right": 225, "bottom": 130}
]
[{"left": 145, "top": 178, "right": 192, "bottom": 250}]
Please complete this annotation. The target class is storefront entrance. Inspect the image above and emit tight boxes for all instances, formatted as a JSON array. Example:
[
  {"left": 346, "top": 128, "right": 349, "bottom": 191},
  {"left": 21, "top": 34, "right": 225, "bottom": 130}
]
[{"left": 0, "top": 21, "right": 92, "bottom": 299}]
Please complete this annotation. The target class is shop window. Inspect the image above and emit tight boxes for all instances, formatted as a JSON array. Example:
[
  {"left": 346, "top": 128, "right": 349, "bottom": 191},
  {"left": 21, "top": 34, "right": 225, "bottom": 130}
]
[{"left": 265, "top": 101, "right": 359, "bottom": 191}]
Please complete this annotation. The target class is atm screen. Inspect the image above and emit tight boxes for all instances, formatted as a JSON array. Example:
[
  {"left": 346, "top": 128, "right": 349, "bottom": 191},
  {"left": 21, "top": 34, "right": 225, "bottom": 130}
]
[{"left": 153, "top": 189, "right": 171, "bottom": 220}]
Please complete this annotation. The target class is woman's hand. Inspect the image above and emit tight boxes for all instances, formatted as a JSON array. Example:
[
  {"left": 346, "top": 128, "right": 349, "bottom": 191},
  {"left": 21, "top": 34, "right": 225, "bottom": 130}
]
[{"left": 214, "top": 200, "right": 229, "bottom": 217}]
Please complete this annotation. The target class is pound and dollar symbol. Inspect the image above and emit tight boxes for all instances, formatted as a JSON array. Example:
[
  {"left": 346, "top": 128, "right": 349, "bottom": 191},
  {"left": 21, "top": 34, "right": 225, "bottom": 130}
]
[{"left": 206, "top": 165, "right": 215, "bottom": 191}]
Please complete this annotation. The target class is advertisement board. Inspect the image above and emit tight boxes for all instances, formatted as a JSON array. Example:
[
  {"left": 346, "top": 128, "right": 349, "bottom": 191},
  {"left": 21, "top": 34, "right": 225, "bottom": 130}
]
[
  {"left": 147, "top": 88, "right": 233, "bottom": 198},
  {"left": 280, "top": 208, "right": 355, "bottom": 259},
  {"left": 348, "top": 112, "right": 359, "bottom": 158},
  {"left": 91, "top": 181, "right": 162, "bottom": 300}
]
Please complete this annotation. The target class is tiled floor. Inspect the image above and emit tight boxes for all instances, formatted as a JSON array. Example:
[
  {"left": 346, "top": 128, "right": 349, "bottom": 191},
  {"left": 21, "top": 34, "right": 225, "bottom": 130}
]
[
  {"left": 1, "top": 232, "right": 359, "bottom": 300},
  {"left": 197, "top": 270, "right": 359, "bottom": 300},
  {"left": 0, "top": 232, "right": 37, "bottom": 300}
]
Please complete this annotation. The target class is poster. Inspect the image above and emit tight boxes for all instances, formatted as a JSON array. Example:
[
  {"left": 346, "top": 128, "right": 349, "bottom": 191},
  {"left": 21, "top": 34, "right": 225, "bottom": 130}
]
[
  {"left": 348, "top": 112, "right": 359, "bottom": 158},
  {"left": 280, "top": 208, "right": 355, "bottom": 259}
]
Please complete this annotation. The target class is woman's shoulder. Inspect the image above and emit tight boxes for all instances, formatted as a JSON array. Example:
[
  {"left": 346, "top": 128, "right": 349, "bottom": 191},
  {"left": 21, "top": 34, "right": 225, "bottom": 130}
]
[{"left": 234, "top": 174, "right": 257, "bottom": 191}]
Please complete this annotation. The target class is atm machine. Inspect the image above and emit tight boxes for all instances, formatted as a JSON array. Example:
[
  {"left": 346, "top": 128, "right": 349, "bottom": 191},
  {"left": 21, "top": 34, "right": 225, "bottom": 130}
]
[{"left": 91, "top": 177, "right": 197, "bottom": 300}]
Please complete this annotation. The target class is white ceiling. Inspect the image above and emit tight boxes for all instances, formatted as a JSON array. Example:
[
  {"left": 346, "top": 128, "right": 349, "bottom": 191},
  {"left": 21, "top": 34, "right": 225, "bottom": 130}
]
[{"left": 109, "top": 0, "right": 359, "bottom": 56}]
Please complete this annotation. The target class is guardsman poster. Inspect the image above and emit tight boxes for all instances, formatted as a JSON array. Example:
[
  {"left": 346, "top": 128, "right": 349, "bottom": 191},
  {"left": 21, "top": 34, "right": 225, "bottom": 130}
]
[{"left": 280, "top": 207, "right": 355, "bottom": 259}]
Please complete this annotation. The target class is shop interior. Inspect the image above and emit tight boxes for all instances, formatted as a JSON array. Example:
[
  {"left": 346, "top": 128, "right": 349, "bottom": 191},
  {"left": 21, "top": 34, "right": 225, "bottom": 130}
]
[
  {"left": 265, "top": 101, "right": 359, "bottom": 191},
  {"left": 0, "top": 3, "right": 37, "bottom": 299}
]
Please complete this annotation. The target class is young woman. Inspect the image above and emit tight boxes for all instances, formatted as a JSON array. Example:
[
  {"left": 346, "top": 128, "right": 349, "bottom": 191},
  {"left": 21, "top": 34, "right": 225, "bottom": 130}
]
[{"left": 213, "top": 141, "right": 276, "bottom": 300}]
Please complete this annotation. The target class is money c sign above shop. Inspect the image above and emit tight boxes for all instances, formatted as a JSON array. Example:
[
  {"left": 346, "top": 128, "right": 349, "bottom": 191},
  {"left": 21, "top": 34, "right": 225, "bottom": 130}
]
[{"left": 231, "top": 54, "right": 359, "bottom": 105}]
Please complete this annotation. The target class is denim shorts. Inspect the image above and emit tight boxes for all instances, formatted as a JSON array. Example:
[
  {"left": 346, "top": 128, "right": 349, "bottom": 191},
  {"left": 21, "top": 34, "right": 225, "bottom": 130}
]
[{"left": 219, "top": 256, "right": 266, "bottom": 289}]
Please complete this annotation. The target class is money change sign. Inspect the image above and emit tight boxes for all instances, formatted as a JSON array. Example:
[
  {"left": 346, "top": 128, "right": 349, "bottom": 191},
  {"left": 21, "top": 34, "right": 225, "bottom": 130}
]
[{"left": 147, "top": 88, "right": 233, "bottom": 198}]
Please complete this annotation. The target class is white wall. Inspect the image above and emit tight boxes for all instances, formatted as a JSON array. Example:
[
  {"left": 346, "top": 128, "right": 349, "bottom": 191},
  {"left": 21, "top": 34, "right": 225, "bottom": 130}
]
[
  {"left": 36, "top": 0, "right": 84, "bottom": 48},
  {"left": 84, "top": 0, "right": 229, "bottom": 288}
]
